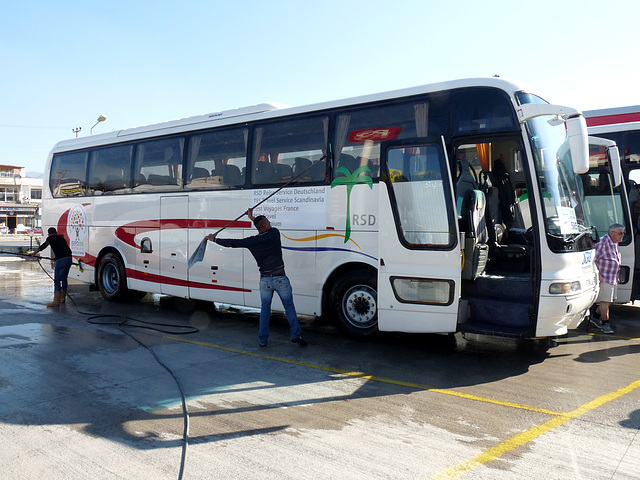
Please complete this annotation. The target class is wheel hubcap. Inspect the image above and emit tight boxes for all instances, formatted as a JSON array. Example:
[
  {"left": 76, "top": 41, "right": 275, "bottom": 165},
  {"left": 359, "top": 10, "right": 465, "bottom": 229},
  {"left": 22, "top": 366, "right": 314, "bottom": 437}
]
[
  {"left": 102, "top": 264, "right": 119, "bottom": 294},
  {"left": 343, "top": 285, "right": 377, "bottom": 328}
]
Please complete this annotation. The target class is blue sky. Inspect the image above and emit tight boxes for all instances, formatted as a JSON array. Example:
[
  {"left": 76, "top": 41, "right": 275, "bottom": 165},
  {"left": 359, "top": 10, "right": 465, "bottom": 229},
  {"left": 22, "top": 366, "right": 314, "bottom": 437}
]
[{"left": 1, "top": 0, "right": 638, "bottom": 173}]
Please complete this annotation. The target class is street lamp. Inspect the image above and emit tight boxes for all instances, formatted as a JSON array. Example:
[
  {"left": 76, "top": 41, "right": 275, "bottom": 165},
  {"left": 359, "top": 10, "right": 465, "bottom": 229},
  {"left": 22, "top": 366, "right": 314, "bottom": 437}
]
[{"left": 90, "top": 115, "right": 107, "bottom": 135}]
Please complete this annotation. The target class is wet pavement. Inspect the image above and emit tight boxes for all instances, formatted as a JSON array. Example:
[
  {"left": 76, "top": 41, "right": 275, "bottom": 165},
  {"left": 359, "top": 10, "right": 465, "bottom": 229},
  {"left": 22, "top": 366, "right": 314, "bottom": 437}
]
[{"left": 0, "top": 254, "right": 639, "bottom": 479}]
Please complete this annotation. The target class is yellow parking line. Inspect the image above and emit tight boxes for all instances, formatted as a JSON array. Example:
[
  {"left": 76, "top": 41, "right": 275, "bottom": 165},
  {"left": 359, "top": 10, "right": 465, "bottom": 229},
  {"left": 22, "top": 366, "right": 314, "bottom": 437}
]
[
  {"left": 167, "top": 337, "right": 640, "bottom": 479},
  {"left": 428, "top": 379, "right": 640, "bottom": 479},
  {"left": 166, "top": 336, "right": 562, "bottom": 415}
]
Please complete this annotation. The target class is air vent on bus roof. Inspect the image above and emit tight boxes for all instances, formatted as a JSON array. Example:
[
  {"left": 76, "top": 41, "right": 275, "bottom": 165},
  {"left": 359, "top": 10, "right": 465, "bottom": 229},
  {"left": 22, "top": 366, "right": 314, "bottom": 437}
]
[{"left": 117, "top": 102, "right": 286, "bottom": 137}]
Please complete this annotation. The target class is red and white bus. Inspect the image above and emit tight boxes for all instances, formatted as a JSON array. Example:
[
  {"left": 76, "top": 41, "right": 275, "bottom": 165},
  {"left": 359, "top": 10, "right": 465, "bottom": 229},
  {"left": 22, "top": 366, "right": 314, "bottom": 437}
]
[
  {"left": 585, "top": 105, "right": 640, "bottom": 302},
  {"left": 42, "top": 77, "right": 597, "bottom": 341}
]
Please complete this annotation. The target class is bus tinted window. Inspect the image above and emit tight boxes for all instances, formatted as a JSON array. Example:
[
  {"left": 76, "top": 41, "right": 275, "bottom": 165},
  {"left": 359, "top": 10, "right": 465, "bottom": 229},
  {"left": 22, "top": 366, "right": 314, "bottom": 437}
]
[
  {"left": 386, "top": 144, "right": 454, "bottom": 247},
  {"left": 333, "top": 96, "right": 450, "bottom": 181},
  {"left": 133, "top": 137, "right": 184, "bottom": 192},
  {"left": 251, "top": 115, "right": 328, "bottom": 186},
  {"left": 187, "top": 127, "right": 248, "bottom": 190},
  {"left": 619, "top": 131, "right": 640, "bottom": 164},
  {"left": 454, "top": 89, "right": 518, "bottom": 135},
  {"left": 87, "top": 144, "right": 133, "bottom": 195},
  {"left": 50, "top": 151, "right": 88, "bottom": 197}
]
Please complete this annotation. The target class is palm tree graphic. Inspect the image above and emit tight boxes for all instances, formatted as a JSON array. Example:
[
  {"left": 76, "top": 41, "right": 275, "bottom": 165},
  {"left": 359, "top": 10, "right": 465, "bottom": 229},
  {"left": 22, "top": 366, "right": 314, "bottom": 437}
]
[{"left": 330, "top": 165, "right": 373, "bottom": 243}]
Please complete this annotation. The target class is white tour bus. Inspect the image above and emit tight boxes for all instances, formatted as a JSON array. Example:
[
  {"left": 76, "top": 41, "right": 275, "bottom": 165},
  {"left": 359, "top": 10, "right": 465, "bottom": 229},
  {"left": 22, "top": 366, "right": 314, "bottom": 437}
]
[
  {"left": 585, "top": 105, "right": 640, "bottom": 302},
  {"left": 43, "top": 77, "right": 598, "bottom": 341}
]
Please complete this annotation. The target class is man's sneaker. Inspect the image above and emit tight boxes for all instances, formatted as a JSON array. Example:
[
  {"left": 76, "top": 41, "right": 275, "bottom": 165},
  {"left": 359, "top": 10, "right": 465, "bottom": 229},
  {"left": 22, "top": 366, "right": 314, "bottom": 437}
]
[
  {"left": 291, "top": 337, "right": 308, "bottom": 346},
  {"left": 589, "top": 315, "right": 603, "bottom": 329},
  {"left": 601, "top": 322, "right": 614, "bottom": 334},
  {"left": 259, "top": 342, "right": 267, "bottom": 348}
]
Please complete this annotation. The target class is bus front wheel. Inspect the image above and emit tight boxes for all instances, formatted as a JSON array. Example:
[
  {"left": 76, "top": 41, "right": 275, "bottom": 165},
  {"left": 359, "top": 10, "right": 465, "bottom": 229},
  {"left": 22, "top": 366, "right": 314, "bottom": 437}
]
[
  {"left": 97, "top": 252, "right": 129, "bottom": 302},
  {"left": 330, "top": 270, "right": 379, "bottom": 339}
]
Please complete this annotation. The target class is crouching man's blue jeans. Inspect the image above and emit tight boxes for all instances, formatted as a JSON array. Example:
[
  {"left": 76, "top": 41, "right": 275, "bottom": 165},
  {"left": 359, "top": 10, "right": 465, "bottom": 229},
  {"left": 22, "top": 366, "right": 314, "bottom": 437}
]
[{"left": 259, "top": 275, "right": 301, "bottom": 344}]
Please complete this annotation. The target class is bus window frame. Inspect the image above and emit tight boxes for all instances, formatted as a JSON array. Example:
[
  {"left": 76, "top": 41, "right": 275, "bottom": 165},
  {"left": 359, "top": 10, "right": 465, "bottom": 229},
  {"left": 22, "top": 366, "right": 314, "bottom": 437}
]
[
  {"left": 49, "top": 150, "right": 89, "bottom": 198},
  {"left": 185, "top": 125, "right": 249, "bottom": 190},
  {"left": 131, "top": 135, "right": 186, "bottom": 193},
  {"left": 380, "top": 137, "right": 458, "bottom": 251},
  {"left": 249, "top": 113, "right": 330, "bottom": 187},
  {"left": 87, "top": 143, "right": 134, "bottom": 195}
]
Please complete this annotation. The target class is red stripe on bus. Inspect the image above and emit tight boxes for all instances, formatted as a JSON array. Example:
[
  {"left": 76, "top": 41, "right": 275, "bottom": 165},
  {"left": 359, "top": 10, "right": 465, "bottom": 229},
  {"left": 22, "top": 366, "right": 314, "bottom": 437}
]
[
  {"left": 586, "top": 112, "right": 640, "bottom": 127},
  {"left": 127, "top": 268, "right": 251, "bottom": 292},
  {"left": 76, "top": 253, "right": 97, "bottom": 267},
  {"left": 115, "top": 218, "right": 253, "bottom": 248}
]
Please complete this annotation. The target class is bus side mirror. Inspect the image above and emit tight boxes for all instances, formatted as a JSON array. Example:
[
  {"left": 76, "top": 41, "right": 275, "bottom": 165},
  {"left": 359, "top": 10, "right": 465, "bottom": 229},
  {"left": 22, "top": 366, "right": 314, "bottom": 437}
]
[
  {"left": 566, "top": 115, "right": 589, "bottom": 174},
  {"left": 609, "top": 146, "right": 622, "bottom": 187},
  {"left": 588, "top": 136, "right": 622, "bottom": 187}
]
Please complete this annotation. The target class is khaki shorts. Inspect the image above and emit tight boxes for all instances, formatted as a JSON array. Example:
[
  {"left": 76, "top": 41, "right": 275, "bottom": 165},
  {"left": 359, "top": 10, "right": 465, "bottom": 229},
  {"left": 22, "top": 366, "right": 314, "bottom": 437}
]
[{"left": 596, "top": 282, "right": 617, "bottom": 303}]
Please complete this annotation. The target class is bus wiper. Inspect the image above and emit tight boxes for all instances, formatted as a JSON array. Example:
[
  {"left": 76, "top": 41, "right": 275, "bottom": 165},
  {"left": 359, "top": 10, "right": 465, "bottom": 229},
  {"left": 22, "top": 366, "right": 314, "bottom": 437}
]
[{"left": 563, "top": 228, "right": 592, "bottom": 245}]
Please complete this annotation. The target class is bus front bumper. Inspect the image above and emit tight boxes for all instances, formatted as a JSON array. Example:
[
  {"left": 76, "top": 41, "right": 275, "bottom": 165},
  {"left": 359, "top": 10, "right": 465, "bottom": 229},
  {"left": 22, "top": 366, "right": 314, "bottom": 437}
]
[{"left": 537, "top": 286, "right": 598, "bottom": 337}]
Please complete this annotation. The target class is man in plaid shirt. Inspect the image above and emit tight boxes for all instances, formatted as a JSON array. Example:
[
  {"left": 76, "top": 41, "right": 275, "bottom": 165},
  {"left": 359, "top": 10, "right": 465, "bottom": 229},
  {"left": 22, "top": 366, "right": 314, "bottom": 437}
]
[{"left": 592, "top": 223, "right": 625, "bottom": 334}]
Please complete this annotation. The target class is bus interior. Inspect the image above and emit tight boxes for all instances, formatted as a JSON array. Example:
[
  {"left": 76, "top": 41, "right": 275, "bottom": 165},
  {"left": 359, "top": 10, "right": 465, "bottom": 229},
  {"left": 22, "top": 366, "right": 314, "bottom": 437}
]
[{"left": 453, "top": 139, "right": 536, "bottom": 337}]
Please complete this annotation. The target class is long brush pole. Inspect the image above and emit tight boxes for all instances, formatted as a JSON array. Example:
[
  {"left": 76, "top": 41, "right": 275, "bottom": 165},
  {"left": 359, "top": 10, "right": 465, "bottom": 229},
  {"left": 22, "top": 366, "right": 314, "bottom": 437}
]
[{"left": 210, "top": 154, "right": 328, "bottom": 236}]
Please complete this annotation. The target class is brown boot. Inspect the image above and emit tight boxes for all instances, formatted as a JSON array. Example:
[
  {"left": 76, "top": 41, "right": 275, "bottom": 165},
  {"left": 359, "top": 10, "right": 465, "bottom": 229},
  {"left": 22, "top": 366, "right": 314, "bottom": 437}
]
[
  {"left": 59, "top": 290, "right": 66, "bottom": 304},
  {"left": 46, "top": 292, "right": 61, "bottom": 308}
]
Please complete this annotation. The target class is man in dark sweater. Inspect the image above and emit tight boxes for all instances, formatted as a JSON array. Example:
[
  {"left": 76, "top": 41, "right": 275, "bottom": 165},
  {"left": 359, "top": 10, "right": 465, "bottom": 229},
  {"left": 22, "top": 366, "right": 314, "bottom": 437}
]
[
  {"left": 30, "top": 227, "right": 73, "bottom": 307},
  {"left": 207, "top": 209, "right": 307, "bottom": 348}
]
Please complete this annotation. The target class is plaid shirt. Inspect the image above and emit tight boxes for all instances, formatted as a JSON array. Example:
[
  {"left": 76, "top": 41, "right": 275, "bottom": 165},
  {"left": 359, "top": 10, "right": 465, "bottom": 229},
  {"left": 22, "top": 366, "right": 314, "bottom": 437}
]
[{"left": 594, "top": 234, "right": 621, "bottom": 285}]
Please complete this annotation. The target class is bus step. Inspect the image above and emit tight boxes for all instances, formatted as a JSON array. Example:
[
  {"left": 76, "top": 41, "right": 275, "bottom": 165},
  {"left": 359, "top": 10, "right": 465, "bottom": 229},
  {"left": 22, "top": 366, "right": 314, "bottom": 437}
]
[
  {"left": 475, "top": 274, "right": 532, "bottom": 301},
  {"left": 468, "top": 297, "right": 530, "bottom": 328}
]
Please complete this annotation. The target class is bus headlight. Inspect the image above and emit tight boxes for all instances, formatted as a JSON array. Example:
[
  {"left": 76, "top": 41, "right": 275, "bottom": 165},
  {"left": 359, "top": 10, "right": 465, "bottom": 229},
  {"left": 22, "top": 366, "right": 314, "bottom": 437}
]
[{"left": 549, "top": 281, "right": 581, "bottom": 294}]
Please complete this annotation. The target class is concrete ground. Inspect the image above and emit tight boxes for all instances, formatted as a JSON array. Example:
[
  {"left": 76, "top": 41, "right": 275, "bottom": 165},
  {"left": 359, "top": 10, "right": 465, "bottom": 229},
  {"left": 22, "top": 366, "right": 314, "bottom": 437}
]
[{"left": 0, "top": 253, "right": 638, "bottom": 480}]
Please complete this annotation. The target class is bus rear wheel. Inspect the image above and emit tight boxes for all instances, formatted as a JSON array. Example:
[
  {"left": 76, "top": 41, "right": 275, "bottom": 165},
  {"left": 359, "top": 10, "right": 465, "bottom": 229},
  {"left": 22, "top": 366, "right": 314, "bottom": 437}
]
[
  {"left": 97, "top": 252, "right": 130, "bottom": 302},
  {"left": 330, "top": 270, "right": 378, "bottom": 339}
]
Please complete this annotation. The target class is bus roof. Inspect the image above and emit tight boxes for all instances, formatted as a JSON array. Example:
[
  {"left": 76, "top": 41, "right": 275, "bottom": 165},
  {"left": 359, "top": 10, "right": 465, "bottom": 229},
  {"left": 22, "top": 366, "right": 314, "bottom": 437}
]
[
  {"left": 584, "top": 105, "right": 640, "bottom": 127},
  {"left": 52, "top": 76, "right": 532, "bottom": 152}
]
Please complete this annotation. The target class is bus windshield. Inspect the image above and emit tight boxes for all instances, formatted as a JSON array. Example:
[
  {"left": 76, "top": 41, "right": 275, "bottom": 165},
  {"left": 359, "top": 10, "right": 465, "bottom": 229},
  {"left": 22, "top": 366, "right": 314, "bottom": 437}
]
[
  {"left": 579, "top": 144, "right": 630, "bottom": 243},
  {"left": 524, "top": 110, "right": 591, "bottom": 252}
]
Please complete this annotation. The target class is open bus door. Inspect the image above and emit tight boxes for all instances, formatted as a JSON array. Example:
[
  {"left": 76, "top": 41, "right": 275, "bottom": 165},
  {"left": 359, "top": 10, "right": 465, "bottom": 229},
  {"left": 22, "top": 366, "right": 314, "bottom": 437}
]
[{"left": 377, "top": 139, "right": 461, "bottom": 333}]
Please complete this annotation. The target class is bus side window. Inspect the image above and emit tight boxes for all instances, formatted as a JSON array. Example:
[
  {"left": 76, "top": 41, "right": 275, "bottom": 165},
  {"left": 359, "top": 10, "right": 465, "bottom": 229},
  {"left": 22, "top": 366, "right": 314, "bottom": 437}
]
[
  {"left": 332, "top": 97, "right": 449, "bottom": 182},
  {"left": 133, "top": 137, "right": 185, "bottom": 192},
  {"left": 250, "top": 116, "right": 328, "bottom": 186},
  {"left": 386, "top": 144, "right": 455, "bottom": 247},
  {"left": 87, "top": 144, "right": 133, "bottom": 195},
  {"left": 49, "top": 151, "right": 88, "bottom": 197},
  {"left": 627, "top": 172, "right": 640, "bottom": 232},
  {"left": 187, "top": 127, "right": 248, "bottom": 190}
]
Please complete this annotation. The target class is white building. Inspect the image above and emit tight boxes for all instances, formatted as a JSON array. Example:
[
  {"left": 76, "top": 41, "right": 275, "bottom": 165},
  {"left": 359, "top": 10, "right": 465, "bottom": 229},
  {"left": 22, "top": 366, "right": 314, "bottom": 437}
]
[{"left": 0, "top": 165, "right": 42, "bottom": 233}]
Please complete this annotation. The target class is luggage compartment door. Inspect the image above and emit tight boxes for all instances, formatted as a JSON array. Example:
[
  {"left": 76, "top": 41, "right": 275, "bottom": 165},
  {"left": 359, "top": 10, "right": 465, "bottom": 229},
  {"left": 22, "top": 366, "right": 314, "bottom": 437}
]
[{"left": 160, "top": 195, "right": 189, "bottom": 297}]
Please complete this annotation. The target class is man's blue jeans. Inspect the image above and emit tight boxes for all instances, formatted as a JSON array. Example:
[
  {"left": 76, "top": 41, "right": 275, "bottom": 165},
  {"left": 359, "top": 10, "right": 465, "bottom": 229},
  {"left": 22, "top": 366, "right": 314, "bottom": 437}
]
[
  {"left": 54, "top": 256, "right": 73, "bottom": 292},
  {"left": 259, "top": 275, "right": 301, "bottom": 344}
]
